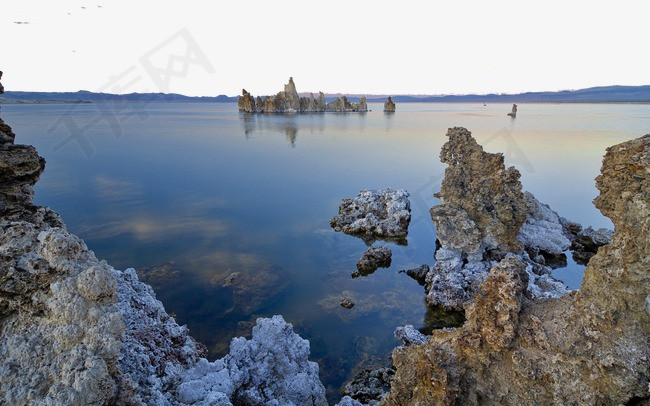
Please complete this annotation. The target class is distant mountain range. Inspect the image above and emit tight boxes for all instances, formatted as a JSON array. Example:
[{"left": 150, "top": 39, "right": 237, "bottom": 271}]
[{"left": 2, "top": 85, "right": 650, "bottom": 104}]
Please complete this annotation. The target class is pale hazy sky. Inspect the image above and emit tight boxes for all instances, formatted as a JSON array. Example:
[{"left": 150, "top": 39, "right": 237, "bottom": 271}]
[{"left": 1, "top": 0, "right": 647, "bottom": 96}]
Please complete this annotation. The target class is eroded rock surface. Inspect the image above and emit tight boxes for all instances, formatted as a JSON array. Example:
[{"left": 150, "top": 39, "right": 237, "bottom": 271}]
[
  {"left": 331, "top": 188, "right": 411, "bottom": 244},
  {"left": 426, "top": 127, "right": 567, "bottom": 309},
  {"left": 238, "top": 77, "right": 368, "bottom": 113},
  {"left": 384, "top": 134, "right": 650, "bottom": 405}
]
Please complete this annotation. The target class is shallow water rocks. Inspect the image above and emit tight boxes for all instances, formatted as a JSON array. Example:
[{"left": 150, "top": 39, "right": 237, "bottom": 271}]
[
  {"left": 340, "top": 366, "right": 395, "bottom": 405},
  {"left": 384, "top": 134, "right": 650, "bottom": 405},
  {"left": 383, "top": 96, "right": 396, "bottom": 112},
  {"left": 354, "top": 245, "right": 392, "bottom": 277},
  {"left": 331, "top": 188, "right": 411, "bottom": 244},
  {"left": 560, "top": 218, "right": 613, "bottom": 264}
]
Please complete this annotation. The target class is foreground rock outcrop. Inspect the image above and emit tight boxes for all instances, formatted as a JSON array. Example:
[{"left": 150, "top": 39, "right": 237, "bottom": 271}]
[
  {"left": 426, "top": 127, "right": 569, "bottom": 309},
  {"left": 331, "top": 188, "right": 411, "bottom": 245},
  {"left": 0, "top": 73, "right": 327, "bottom": 405},
  {"left": 238, "top": 77, "right": 368, "bottom": 113},
  {"left": 384, "top": 134, "right": 650, "bottom": 405}
]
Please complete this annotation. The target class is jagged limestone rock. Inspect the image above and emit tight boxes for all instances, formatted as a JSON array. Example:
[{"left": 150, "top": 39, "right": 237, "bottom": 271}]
[
  {"left": 383, "top": 96, "right": 396, "bottom": 112},
  {"left": 383, "top": 134, "right": 650, "bottom": 405},
  {"left": 237, "top": 89, "right": 256, "bottom": 113},
  {"left": 425, "top": 128, "right": 567, "bottom": 309}
]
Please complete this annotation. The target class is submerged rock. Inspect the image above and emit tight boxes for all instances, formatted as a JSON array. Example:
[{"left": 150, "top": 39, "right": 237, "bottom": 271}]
[
  {"left": 331, "top": 188, "right": 411, "bottom": 244},
  {"left": 383, "top": 96, "right": 396, "bottom": 112},
  {"left": 384, "top": 134, "right": 650, "bottom": 405},
  {"left": 354, "top": 246, "right": 392, "bottom": 277},
  {"left": 340, "top": 298, "right": 355, "bottom": 309}
]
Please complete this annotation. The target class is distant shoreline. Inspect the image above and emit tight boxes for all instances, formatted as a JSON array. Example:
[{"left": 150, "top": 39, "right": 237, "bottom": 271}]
[{"left": 2, "top": 84, "right": 650, "bottom": 105}]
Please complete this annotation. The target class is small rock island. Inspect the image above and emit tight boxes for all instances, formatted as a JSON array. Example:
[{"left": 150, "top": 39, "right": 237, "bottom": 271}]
[
  {"left": 383, "top": 96, "right": 396, "bottom": 112},
  {"left": 238, "top": 77, "right": 367, "bottom": 113}
]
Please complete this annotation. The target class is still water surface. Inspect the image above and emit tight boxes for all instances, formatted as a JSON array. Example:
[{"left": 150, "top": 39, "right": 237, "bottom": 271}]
[{"left": 5, "top": 101, "right": 649, "bottom": 399}]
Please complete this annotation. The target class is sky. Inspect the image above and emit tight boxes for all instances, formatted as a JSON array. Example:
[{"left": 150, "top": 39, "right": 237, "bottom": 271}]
[{"left": 1, "top": 0, "right": 648, "bottom": 97}]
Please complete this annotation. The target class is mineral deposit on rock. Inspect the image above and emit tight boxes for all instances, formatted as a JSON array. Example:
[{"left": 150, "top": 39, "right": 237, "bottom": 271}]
[
  {"left": 384, "top": 134, "right": 650, "bottom": 405},
  {"left": 331, "top": 188, "right": 411, "bottom": 244}
]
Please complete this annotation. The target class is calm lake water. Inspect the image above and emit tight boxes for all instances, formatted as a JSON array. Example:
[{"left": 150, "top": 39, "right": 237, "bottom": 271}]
[{"left": 4, "top": 101, "right": 649, "bottom": 400}]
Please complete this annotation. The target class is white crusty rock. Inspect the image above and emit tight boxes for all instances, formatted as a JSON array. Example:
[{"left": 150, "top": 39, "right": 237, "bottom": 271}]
[
  {"left": 177, "top": 315, "right": 327, "bottom": 406},
  {"left": 331, "top": 188, "right": 411, "bottom": 244},
  {"left": 394, "top": 325, "right": 428, "bottom": 346},
  {"left": 517, "top": 191, "right": 571, "bottom": 255}
]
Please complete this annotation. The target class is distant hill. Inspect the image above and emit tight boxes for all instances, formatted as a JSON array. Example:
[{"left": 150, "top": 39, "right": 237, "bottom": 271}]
[
  {"left": 365, "top": 85, "right": 650, "bottom": 103},
  {"left": 2, "top": 85, "right": 649, "bottom": 104},
  {"left": 0, "top": 90, "right": 237, "bottom": 104}
]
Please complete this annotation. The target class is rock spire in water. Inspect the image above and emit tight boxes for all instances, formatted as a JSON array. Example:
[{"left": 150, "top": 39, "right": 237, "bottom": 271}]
[{"left": 383, "top": 96, "right": 396, "bottom": 112}]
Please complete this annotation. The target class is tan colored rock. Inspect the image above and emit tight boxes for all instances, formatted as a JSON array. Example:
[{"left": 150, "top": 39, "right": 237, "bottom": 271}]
[
  {"left": 383, "top": 134, "right": 650, "bottom": 405},
  {"left": 237, "top": 88, "right": 256, "bottom": 113},
  {"left": 383, "top": 96, "right": 396, "bottom": 112}
]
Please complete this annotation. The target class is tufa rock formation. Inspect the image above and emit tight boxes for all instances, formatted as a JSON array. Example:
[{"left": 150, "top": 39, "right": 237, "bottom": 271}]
[
  {"left": 0, "top": 72, "right": 327, "bottom": 405},
  {"left": 507, "top": 103, "right": 517, "bottom": 117},
  {"left": 238, "top": 77, "right": 368, "bottom": 113},
  {"left": 383, "top": 134, "right": 649, "bottom": 405},
  {"left": 383, "top": 97, "right": 396, "bottom": 112},
  {"left": 331, "top": 188, "right": 411, "bottom": 245},
  {"left": 426, "top": 127, "right": 570, "bottom": 309}
]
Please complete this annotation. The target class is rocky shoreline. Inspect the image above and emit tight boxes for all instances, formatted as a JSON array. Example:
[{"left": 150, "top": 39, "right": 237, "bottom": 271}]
[{"left": 1, "top": 67, "right": 648, "bottom": 405}]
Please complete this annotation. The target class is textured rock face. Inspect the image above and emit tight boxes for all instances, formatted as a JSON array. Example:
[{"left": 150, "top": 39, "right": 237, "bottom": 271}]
[
  {"left": 425, "top": 128, "right": 567, "bottom": 309},
  {"left": 237, "top": 77, "right": 368, "bottom": 113},
  {"left": 331, "top": 188, "right": 411, "bottom": 244},
  {"left": 432, "top": 127, "right": 526, "bottom": 253},
  {"left": 354, "top": 245, "right": 392, "bottom": 277},
  {"left": 383, "top": 134, "right": 650, "bottom": 405},
  {"left": 176, "top": 315, "right": 327, "bottom": 406},
  {"left": 237, "top": 89, "right": 256, "bottom": 113},
  {"left": 383, "top": 96, "right": 395, "bottom": 112},
  {"left": 340, "top": 366, "right": 395, "bottom": 405}
]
